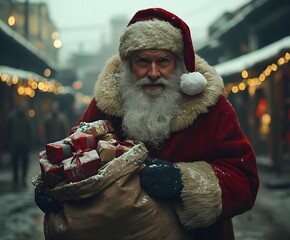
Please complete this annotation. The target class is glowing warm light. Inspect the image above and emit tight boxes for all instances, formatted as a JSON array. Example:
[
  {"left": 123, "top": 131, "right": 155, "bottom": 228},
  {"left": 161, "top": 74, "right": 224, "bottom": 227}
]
[
  {"left": 29, "top": 90, "right": 35, "bottom": 97},
  {"left": 28, "top": 78, "right": 34, "bottom": 86},
  {"left": 248, "top": 86, "right": 256, "bottom": 96},
  {"left": 52, "top": 32, "right": 59, "bottom": 40},
  {"left": 271, "top": 64, "right": 277, "bottom": 71},
  {"left": 8, "top": 16, "right": 16, "bottom": 26},
  {"left": 38, "top": 82, "right": 45, "bottom": 91},
  {"left": 47, "top": 83, "right": 54, "bottom": 92},
  {"left": 255, "top": 78, "right": 261, "bottom": 86},
  {"left": 17, "top": 86, "right": 25, "bottom": 95},
  {"left": 260, "top": 125, "right": 269, "bottom": 135},
  {"left": 12, "top": 76, "right": 18, "bottom": 84},
  {"left": 53, "top": 39, "right": 62, "bottom": 48},
  {"left": 43, "top": 85, "right": 49, "bottom": 92},
  {"left": 1, "top": 74, "right": 9, "bottom": 82},
  {"left": 44, "top": 68, "right": 51, "bottom": 77},
  {"left": 238, "top": 83, "right": 246, "bottom": 91},
  {"left": 259, "top": 74, "right": 265, "bottom": 81},
  {"left": 72, "top": 80, "right": 83, "bottom": 90},
  {"left": 1, "top": 68, "right": 64, "bottom": 96},
  {"left": 56, "top": 85, "right": 64, "bottom": 94},
  {"left": 31, "top": 82, "right": 38, "bottom": 89},
  {"left": 25, "top": 87, "right": 32, "bottom": 95},
  {"left": 277, "top": 58, "right": 285, "bottom": 65},
  {"left": 264, "top": 68, "right": 271, "bottom": 76},
  {"left": 225, "top": 51, "right": 289, "bottom": 96},
  {"left": 241, "top": 70, "right": 248, "bottom": 78},
  {"left": 261, "top": 113, "right": 271, "bottom": 125},
  {"left": 28, "top": 109, "right": 36, "bottom": 117},
  {"left": 231, "top": 86, "right": 238, "bottom": 93},
  {"left": 247, "top": 79, "right": 255, "bottom": 86}
]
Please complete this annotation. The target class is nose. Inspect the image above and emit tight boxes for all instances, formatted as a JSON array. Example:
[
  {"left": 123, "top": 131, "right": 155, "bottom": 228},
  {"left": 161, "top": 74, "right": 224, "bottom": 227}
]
[{"left": 148, "top": 63, "right": 160, "bottom": 80}]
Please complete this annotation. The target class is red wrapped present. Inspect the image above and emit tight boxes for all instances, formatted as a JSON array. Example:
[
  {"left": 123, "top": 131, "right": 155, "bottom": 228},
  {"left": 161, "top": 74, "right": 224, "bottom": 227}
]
[
  {"left": 63, "top": 149, "right": 102, "bottom": 182},
  {"left": 97, "top": 139, "right": 135, "bottom": 164},
  {"left": 46, "top": 138, "right": 74, "bottom": 163},
  {"left": 70, "top": 132, "right": 97, "bottom": 151},
  {"left": 39, "top": 151, "right": 67, "bottom": 188}
]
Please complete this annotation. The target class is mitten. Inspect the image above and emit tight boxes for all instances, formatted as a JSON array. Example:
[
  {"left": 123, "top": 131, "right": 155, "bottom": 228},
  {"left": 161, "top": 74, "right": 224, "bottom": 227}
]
[
  {"left": 34, "top": 186, "right": 61, "bottom": 214},
  {"left": 139, "top": 157, "right": 183, "bottom": 201}
]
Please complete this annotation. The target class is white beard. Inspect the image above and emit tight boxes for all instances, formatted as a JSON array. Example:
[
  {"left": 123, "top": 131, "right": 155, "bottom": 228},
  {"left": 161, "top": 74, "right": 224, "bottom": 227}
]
[{"left": 118, "top": 61, "right": 185, "bottom": 148}]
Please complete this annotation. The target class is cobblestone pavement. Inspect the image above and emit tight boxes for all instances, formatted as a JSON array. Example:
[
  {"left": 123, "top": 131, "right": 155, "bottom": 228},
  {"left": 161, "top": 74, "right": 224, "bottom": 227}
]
[{"left": 0, "top": 152, "right": 289, "bottom": 240}]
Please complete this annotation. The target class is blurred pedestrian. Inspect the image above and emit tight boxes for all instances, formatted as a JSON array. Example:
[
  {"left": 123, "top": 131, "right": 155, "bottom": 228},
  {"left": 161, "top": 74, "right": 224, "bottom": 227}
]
[
  {"left": 5, "top": 102, "right": 33, "bottom": 188},
  {"left": 43, "top": 102, "right": 70, "bottom": 144}
]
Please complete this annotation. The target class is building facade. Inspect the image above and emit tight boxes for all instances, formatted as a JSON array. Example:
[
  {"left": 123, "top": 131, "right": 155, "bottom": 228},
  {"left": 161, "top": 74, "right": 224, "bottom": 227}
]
[
  {"left": 197, "top": 0, "right": 290, "bottom": 172},
  {"left": 0, "top": 0, "right": 58, "bottom": 62},
  {"left": 0, "top": 0, "right": 68, "bottom": 152}
]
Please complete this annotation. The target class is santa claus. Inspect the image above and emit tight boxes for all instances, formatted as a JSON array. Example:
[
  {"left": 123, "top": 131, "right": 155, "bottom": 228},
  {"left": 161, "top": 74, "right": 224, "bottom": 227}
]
[{"left": 35, "top": 8, "right": 259, "bottom": 240}]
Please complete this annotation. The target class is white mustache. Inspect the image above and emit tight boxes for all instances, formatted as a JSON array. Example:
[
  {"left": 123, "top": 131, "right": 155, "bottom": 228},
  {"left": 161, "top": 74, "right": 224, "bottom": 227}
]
[{"left": 136, "top": 77, "right": 169, "bottom": 86}]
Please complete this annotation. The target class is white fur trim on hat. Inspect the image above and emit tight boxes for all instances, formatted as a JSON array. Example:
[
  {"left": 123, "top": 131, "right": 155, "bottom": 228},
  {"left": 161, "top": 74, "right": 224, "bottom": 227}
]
[
  {"left": 119, "top": 20, "right": 183, "bottom": 60},
  {"left": 180, "top": 72, "right": 207, "bottom": 95}
]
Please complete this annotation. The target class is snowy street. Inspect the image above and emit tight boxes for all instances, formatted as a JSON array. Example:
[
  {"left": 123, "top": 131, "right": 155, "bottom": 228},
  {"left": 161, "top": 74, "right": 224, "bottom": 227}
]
[
  {"left": 0, "top": 152, "right": 289, "bottom": 240},
  {"left": 233, "top": 167, "right": 290, "bottom": 240},
  {"left": 0, "top": 190, "right": 43, "bottom": 240},
  {"left": 0, "top": 151, "right": 43, "bottom": 240}
]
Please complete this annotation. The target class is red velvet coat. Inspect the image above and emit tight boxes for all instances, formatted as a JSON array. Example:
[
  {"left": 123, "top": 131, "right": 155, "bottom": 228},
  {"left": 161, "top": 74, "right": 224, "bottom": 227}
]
[{"left": 73, "top": 55, "right": 259, "bottom": 240}]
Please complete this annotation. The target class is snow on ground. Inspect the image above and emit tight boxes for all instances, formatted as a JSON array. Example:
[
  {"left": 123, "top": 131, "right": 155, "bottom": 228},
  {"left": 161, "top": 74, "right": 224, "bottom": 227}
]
[{"left": 0, "top": 152, "right": 289, "bottom": 240}]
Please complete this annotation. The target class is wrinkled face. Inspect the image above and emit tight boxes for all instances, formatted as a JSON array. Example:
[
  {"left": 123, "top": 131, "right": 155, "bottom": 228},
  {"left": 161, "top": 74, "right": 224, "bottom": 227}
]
[
  {"left": 130, "top": 50, "right": 175, "bottom": 93},
  {"left": 119, "top": 51, "right": 183, "bottom": 148}
]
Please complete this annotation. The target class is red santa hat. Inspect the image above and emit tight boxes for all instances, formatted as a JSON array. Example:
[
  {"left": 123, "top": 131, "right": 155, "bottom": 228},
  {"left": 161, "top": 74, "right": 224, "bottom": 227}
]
[{"left": 119, "top": 8, "right": 207, "bottom": 96}]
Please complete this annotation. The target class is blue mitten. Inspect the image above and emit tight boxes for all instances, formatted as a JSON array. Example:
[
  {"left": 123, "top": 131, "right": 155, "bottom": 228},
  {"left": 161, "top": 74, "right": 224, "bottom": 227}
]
[
  {"left": 139, "top": 157, "right": 183, "bottom": 201},
  {"left": 34, "top": 186, "right": 61, "bottom": 213}
]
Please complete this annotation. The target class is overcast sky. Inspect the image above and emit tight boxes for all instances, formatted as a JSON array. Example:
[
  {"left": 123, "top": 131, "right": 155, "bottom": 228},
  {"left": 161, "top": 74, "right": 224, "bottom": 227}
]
[{"left": 45, "top": 0, "right": 251, "bottom": 64}]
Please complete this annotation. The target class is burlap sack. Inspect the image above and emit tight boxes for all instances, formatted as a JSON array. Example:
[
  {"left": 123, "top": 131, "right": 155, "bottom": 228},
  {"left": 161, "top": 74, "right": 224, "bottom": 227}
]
[{"left": 43, "top": 143, "right": 191, "bottom": 240}]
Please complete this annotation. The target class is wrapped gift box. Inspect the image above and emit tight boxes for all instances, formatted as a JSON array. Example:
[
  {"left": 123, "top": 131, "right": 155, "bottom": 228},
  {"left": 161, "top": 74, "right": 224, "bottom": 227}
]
[
  {"left": 46, "top": 138, "right": 74, "bottom": 163},
  {"left": 99, "top": 133, "right": 116, "bottom": 141},
  {"left": 39, "top": 151, "right": 67, "bottom": 188},
  {"left": 70, "top": 132, "right": 97, "bottom": 151},
  {"left": 97, "top": 139, "right": 135, "bottom": 164},
  {"left": 75, "top": 120, "right": 114, "bottom": 137},
  {"left": 90, "top": 120, "right": 114, "bottom": 136},
  {"left": 63, "top": 149, "right": 102, "bottom": 182}
]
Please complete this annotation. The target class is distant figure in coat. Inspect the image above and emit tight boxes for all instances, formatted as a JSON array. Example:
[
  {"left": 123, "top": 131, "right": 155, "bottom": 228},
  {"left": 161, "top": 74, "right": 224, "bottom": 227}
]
[
  {"left": 43, "top": 102, "right": 70, "bottom": 144},
  {"left": 6, "top": 102, "right": 33, "bottom": 188}
]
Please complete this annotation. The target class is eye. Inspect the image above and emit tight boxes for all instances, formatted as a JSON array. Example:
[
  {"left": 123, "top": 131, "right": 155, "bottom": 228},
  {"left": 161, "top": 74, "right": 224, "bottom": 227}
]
[
  {"left": 158, "top": 58, "right": 170, "bottom": 66},
  {"left": 135, "top": 57, "right": 149, "bottom": 67}
]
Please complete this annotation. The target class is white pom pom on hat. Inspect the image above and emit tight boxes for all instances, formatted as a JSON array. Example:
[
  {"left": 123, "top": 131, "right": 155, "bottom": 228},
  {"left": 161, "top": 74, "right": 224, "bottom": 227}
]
[
  {"left": 120, "top": 8, "right": 207, "bottom": 95},
  {"left": 180, "top": 72, "right": 207, "bottom": 95}
]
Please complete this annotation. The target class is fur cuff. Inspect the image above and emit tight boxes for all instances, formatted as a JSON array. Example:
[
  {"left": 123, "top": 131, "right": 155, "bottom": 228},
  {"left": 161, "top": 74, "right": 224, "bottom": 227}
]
[{"left": 175, "top": 161, "right": 222, "bottom": 229}]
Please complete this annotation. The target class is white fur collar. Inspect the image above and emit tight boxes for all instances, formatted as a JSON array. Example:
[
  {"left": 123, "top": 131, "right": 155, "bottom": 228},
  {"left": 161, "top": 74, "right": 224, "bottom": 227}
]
[{"left": 94, "top": 54, "right": 224, "bottom": 132}]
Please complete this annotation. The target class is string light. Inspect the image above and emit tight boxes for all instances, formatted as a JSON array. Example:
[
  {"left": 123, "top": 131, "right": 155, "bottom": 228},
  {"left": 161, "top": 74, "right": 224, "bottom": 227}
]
[
  {"left": 8, "top": 15, "right": 16, "bottom": 26},
  {"left": 0, "top": 70, "right": 64, "bottom": 98},
  {"left": 224, "top": 51, "right": 290, "bottom": 96}
]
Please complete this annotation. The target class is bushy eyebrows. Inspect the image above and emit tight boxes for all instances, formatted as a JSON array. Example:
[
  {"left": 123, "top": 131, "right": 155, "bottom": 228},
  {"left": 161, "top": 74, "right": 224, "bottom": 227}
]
[
  {"left": 133, "top": 53, "right": 173, "bottom": 60},
  {"left": 133, "top": 54, "right": 147, "bottom": 59},
  {"left": 158, "top": 53, "right": 173, "bottom": 59}
]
